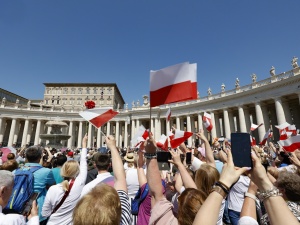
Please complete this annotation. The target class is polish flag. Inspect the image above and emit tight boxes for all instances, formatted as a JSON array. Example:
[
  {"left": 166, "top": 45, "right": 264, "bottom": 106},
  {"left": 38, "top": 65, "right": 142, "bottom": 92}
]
[
  {"left": 156, "top": 134, "right": 169, "bottom": 151},
  {"left": 275, "top": 122, "right": 290, "bottom": 130},
  {"left": 170, "top": 129, "right": 193, "bottom": 148},
  {"left": 279, "top": 130, "right": 289, "bottom": 140},
  {"left": 79, "top": 107, "right": 118, "bottom": 129},
  {"left": 203, "top": 112, "right": 213, "bottom": 132},
  {"left": 165, "top": 108, "right": 171, "bottom": 122},
  {"left": 286, "top": 125, "right": 297, "bottom": 136},
  {"left": 259, "top": 129, "right": 272, "bottom": 146},
  {"left": 168, "top": 130, "right": 174, "bottom": 140},
  {"left": 278, "top": 135, "right": 300, "bottom": 152},
  {"left": 150, "top": 62, "right": 197, "bottom": 107},
  {"left": 131, "top": 125, "right": 151, "bottom": 147},
  {"left": 250, "top": 135, "right": 256, "bottom": 146},
  {"left": 250, "top": 123, "right": 263, "bottom": 131}
]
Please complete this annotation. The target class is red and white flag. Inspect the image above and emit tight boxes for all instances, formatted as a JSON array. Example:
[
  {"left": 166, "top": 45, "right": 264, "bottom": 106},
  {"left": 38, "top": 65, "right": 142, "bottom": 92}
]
[
  {"left": 286, "top": 125, "right": 297, "bottom": 136},
  {"left": 250, "top": 135, "right": 256, "bottom": 146},
  {"left": 165, "top": 108, "right": 171, "bottom": 122},
  {"left": 275, "top": 122, "right": 290, "bottom": 130},
  {"left": 250, "top": 123, "right": 263, "bottom": 131},
  {"left": 79, "top": 107, "right": 118, "bottom": 129},
  {"left": 278, "top": 135, "right": 300, "bottom": 152},
  {"left": 259, "top": 129, "right": 272, "bottom": 146},
  {"left": 131, "top": 125, "right": 151, "bottom": 148},
  {"left": 203, "top": 112, "right": 213, "bottom": 132},
  {"left": 156, "top": 134, "right": 169, "bottom": 151},
  {"left": 170, "top": 129, "right": 193, "bottom": 148},
  {"left": 150, "top": 62, "right": 197, "bottom": 107}
]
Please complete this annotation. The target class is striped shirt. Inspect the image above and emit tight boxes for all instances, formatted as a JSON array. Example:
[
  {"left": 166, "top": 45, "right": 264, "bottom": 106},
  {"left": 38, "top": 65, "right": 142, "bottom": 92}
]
[{"left": 117, "top": 190, "right": 132, "bottom": 225}]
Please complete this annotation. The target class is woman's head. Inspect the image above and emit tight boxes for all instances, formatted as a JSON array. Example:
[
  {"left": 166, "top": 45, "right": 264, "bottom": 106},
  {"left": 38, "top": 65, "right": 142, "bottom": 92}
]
[
  {"left": 61, "top": 160, "right": 80, "bottom": 178},
  {"left": 275, "top": 171, "right": 300, "bottom": 202},
  {"left": 73, "top": 183, "right": 121, "bottom": 225},
  {"left": 7, "top": 153, "right": 15, "bottom": 160},
  {"left": 195, "top": 164, "right": 220, "bottom": 197},
  {"left": 177, "top": 188, "right": 206, "bottom": 225}
]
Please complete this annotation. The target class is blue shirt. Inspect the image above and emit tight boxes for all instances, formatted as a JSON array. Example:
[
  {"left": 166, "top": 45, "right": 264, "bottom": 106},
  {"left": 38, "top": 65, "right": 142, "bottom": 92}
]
[
  {"left": 215, "top": 160, "right": 224, "bottom": 174},
  {"left": 52, "top": 167, "right": 64, "bottom": 184},
  {"left": 24, "top": 163, "right": 56, "bottom": 222}
]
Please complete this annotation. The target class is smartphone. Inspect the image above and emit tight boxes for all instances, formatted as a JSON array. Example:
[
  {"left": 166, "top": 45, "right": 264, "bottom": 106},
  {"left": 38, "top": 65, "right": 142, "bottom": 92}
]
[
  {"left": 231, "top": 133, "right": 252, "bottom": 168},
  {"left": 157, "top": 151, "right": 172, "bottom": 171},
  {"left": 186, "top": 152, "right": 192, "bottom": 165},
  {"left": 22, "top": 192, "right": 39, "bottom": 216}
]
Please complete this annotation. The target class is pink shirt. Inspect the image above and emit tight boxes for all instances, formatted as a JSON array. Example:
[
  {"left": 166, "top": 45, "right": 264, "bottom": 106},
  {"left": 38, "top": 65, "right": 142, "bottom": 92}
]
[
  {"left": 137, "top": 183, "right": 151, "bottom": 225},
  {"left": 149, "top": 198, "right": 178, "bottom": 225}
]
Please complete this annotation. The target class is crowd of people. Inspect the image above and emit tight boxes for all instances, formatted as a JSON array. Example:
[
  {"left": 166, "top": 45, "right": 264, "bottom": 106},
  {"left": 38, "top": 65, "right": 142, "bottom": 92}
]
[{"left": 0, "top": 128, "right": 300, "bottom": 225}]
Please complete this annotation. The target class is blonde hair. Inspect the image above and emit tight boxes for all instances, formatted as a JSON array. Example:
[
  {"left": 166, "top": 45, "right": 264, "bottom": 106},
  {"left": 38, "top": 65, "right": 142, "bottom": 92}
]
[
  {"left": 195, "top": 164, "right": 220, "bottom": 198},
  {"left": 73, "top": 183, "right": 121, "bottom": 225},
  {"left": 60, "top": 160, "right": 79, "bottom": 191}
]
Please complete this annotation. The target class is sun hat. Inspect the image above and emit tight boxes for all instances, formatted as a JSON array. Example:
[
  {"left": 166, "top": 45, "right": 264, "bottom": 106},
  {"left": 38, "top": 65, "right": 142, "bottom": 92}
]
[{"left": 124, "top": 152, "right": 135, "bottom": 162}]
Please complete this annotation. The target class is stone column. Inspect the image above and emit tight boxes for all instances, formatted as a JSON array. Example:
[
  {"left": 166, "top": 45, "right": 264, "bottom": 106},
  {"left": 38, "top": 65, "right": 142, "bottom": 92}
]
[
  {"left": 154, "top": 118, "right": 160, "bottom": 140},
  {"left": 21, "top": 119, "right": 29, "bottom": 147},
  {"left": 116, "top": 121, "right": 120, "bottom": 146},
  {"left": 34, "top": 120, "right": 41, "bottom": 145},
  {"left": 210, "top": 112, "right": 217, "bottom": 139},
  {"left": 255, "top": 102, "right": 265, "bottom": 142},
  {"left": 87, "top": 123, "right": 93, "bottom": 148},
  {"left": 238, "top": 106, "right": 247, "bottom": 132},
  {"left": 223, "top": 109, "right": 231, "bottom": 139},
  {"left": 150, "top": 119, "right": 154, "bottom": 135},
  {"left": 131, "top": 119, "right": 135, "bottom": 140},
  {"left": 77, "top": 121, "right": 83, "bottom": 148},
  {"left": 166, "top": 119, "right": 170, "bottom": 135},
  {"left": 67, "top": 121, "right": 74, "bottom": 148},
  {"left": 8, "top": 118, "right": 17, "bottom": 146},
  {"left": 0, "top": 118, "right": 5, "bottom": 144},
  {"left": 274, "top": 97, "right": 286, "bottom": 125},
  {"left": 124, "top": 120, "right": 128, "bottom": 147},
  {"left": 176, "top": 117, "right": 180, "bottom": 130},
  {"left": 107, "top": 121, "right": 111, "bottom": 135},
  {"left": 26, "top": 121, "right": 33, "bottom": 145},
  {"left": 97, "top": 127, "right": 101, "bottom": 148},
  {"left": 136, "top": 119, "right": 140, "bottom": 130}
]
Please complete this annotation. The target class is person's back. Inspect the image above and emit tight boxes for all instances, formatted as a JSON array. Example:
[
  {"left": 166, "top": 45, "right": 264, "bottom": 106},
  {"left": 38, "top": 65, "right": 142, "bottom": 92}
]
[
  {"left": 24, "top": 146, "right": 56, "bottom": 224},
  {"left": 51, "top": 155, "right": 67, "bottom": 184}
]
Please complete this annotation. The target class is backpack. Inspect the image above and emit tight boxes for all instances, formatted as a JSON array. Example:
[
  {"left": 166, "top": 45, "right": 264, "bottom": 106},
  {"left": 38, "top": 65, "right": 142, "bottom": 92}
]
[
  {"left": 4, "top": 166, "right": 42, "bottom": 214},
  {"left": 131, "top": 180, "right": 166, "bottom": 216},
  {"left": 131, "top": 184, "right": 149, "bottom": 216}
]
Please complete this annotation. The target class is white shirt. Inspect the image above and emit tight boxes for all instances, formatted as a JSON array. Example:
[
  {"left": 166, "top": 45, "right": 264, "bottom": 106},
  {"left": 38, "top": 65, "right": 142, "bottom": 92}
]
[
  {"left": 125, "top": 168, "right": 139, "bottom": 200},
  {"left": 80, "top": 172, "right": 113, "bottom": 198},
  {"left": 41, "top": 148, "right": 87, "bottom": 225},
  {"left": 190, "top": 156, "right": 204, "bottom": 172},
  {"left": 228, "top": 176, "right": 250, "bottom": 212},
  {"left": 0, "top": 206, "right": 39, "bottom": 225}
]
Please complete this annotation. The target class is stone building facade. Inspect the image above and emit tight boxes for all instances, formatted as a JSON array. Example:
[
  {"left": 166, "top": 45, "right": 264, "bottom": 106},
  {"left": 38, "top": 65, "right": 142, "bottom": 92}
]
[{"left": 0, "top": 60, "right": 300, "bottom": 149}]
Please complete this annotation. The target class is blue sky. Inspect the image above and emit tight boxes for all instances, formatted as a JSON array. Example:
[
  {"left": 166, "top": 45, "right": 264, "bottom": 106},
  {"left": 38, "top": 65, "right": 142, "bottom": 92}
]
[{"left": 0, "top": 1, "right": 299, "bottom": 106}]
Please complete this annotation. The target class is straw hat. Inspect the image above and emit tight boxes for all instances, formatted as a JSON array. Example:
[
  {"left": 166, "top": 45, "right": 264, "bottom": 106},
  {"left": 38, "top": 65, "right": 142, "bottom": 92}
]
[{"left": 124, "top": 152, "right": 135, "bottom": 162}]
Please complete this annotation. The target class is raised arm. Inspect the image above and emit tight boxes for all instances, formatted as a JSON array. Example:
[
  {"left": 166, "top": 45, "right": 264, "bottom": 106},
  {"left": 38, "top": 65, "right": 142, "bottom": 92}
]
[
  {"left": 106, "top": 135, "right": 127, "bottom": 192},
  {"left": 196, "top": 129, "right": 215, "bottom": 168},
  {"left": 249, "top": 151, "right": 299, "bottom": 225},
  {"left": 169, "top": 149, "right": 197, "bottom": 189},
  {"left": 193, "top": 149, "right": 248, "bottom": 225},
  {"left": 137, "top": 149, "right": 147, "bottom": 187},
  {"left": 144, "top": 134, "right": 164, "bottom": 207},
  {"left": 239, "top": 181, "right": 258, "bottom": 221}
]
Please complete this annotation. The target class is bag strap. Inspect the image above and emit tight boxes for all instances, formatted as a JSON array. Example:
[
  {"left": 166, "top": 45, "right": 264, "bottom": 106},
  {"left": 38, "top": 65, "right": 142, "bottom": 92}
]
[{"left": 51, "top": 179, "right": 75, "bottom": 214}]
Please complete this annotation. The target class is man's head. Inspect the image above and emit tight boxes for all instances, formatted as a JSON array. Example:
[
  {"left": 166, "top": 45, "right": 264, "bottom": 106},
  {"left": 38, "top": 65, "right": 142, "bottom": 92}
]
[
  {"left": 25, "top": 146, "right": 43, "bottom": 163},
  {"left": 94, "top": 153, "right": 111, "bottom": 171},
  {"left": 0, "top": 170, "right": 14, "bottom": 208},
  {"left": 56, "top": 154, "right": 67, "bottom": 167}
]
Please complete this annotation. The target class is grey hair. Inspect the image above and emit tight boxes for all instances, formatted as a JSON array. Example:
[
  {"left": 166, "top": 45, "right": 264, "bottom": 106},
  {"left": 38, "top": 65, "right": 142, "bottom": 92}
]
[{"left": 0, "top": 170, "right": 14, "bottom": 188}]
